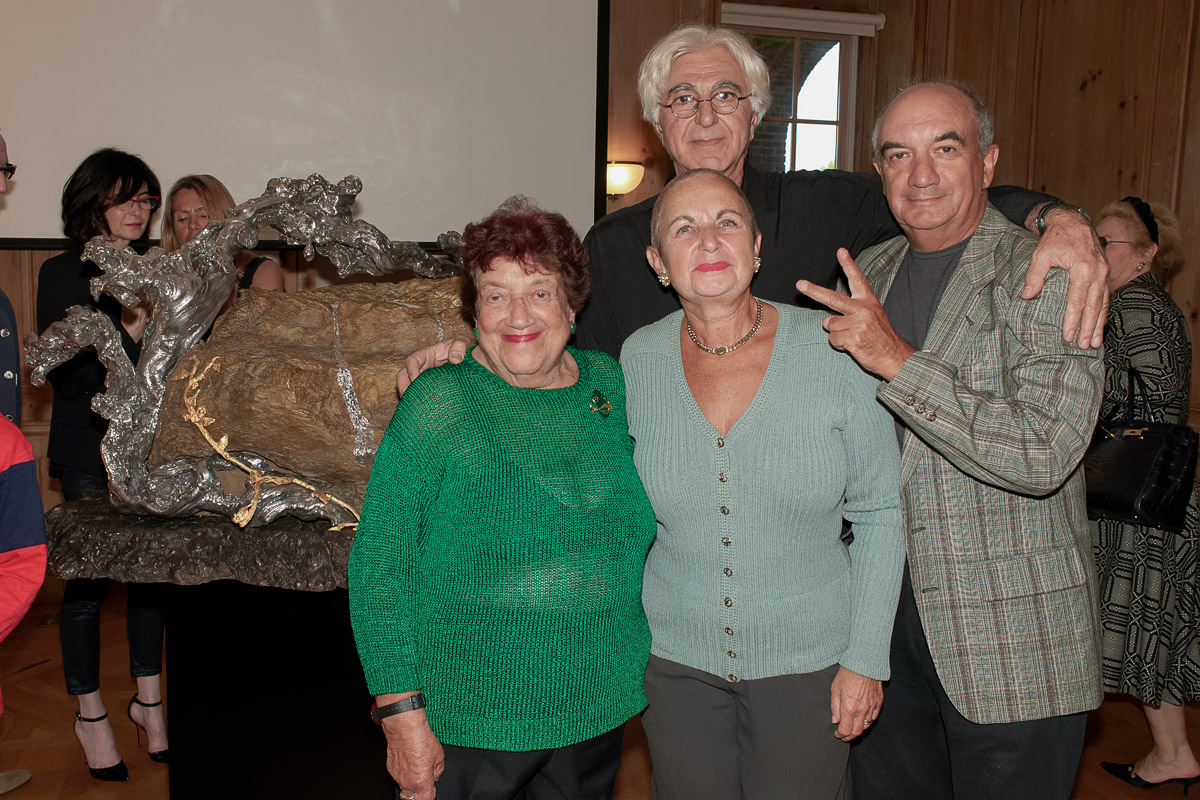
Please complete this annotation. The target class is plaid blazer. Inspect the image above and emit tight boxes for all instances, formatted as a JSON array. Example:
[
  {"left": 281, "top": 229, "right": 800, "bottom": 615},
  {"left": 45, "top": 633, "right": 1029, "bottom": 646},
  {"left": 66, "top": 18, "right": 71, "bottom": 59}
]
[{"left": 860, "top": 205, "right": 1105, "bottom": 724}]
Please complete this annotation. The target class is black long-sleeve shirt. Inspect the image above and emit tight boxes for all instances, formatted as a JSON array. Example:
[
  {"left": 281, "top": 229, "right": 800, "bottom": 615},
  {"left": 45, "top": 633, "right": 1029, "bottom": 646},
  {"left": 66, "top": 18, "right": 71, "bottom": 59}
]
[{"left": 36, "top": 249, "right": 142, "bottom": 478}]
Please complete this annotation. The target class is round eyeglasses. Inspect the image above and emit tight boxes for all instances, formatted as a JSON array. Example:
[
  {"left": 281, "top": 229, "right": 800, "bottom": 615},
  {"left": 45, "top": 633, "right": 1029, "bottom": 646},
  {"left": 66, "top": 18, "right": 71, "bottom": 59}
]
[
  {"left": 108, "top": 194, "right": 161, "bottom": 212},
  {"left": 1098, "top": 237, "right": 1133, "bottom": 251},
  {"left": 660, "top": 91, "right": 754, "bottom": 119}
]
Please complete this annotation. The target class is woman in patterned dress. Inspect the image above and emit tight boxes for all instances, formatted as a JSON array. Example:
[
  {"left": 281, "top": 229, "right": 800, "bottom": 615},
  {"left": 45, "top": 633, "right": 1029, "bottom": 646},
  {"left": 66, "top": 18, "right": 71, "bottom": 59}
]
[{"left": 1094, "top": 197, "right": 1200, "bottom": 793}]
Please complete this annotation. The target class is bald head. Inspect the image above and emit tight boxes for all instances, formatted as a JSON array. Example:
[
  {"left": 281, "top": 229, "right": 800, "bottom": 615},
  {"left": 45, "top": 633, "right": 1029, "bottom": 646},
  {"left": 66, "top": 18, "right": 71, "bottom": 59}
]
[
  {"left": 872, "top": 80, "right": 994, "bottom": 161},
  {"left": 650, "top": 168, "right": 757, "bottom": 249}
]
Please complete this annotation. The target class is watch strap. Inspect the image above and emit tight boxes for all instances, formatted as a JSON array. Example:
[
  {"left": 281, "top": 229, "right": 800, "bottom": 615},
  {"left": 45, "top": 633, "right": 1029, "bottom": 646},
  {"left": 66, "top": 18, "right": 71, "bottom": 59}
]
[
  {"left": 1035, "top": 201, "right": 1090, "bottom": 235},
  {"left": 371, "top": 693, "right": 426, "bottom": 723}
]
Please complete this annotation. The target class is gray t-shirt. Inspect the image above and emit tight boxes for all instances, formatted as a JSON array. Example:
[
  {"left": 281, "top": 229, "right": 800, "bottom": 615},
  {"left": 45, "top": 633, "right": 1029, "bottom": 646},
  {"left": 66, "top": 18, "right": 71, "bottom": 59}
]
[{"left": 881, "top": 238, "right": 970, "bottom": 448}]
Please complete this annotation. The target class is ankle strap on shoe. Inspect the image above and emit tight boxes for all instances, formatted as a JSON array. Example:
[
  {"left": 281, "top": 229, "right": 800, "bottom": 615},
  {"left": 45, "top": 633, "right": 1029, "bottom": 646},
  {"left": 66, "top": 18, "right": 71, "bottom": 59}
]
[
  {"left": 77, "top": 711, "right": 108, "bottom": 723},
  {"left": 132, "top": 697, "right": 162, "bottom": 708}
]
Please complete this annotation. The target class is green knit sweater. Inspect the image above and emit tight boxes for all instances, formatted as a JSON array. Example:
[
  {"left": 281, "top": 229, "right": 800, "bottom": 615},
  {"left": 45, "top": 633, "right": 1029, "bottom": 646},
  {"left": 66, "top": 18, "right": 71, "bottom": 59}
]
[{"left": 348, "top": 347, "right": 657, "bottom": 751}]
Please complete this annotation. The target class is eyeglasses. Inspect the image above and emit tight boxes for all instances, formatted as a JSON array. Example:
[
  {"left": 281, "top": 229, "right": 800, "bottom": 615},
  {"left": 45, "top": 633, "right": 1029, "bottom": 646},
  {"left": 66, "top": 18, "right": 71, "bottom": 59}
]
[
  {"left": 660, "top": 90, "right": 754, "bottom": 119},
  {"left": 107, "top": 194, "right": 161, "bottom": 212},
  {"left": 1098, "top": 237, "right": 1133, "bottom": 251},
  {"left": 0, "top": 163, "right": 14, "bottom": 180}
]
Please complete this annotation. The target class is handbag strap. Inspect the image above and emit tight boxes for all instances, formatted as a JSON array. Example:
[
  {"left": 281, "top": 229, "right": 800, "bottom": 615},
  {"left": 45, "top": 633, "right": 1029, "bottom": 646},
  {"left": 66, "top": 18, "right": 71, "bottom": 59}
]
[{"left": 1123, "top": 367, "right": 1156, "bottom": 424}]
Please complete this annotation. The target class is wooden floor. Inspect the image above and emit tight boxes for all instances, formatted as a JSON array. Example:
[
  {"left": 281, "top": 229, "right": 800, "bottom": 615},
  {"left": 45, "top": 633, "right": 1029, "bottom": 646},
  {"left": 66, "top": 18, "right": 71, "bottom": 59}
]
[{"left": 1, "top": 582, "right": 1197, "bottom": 799}]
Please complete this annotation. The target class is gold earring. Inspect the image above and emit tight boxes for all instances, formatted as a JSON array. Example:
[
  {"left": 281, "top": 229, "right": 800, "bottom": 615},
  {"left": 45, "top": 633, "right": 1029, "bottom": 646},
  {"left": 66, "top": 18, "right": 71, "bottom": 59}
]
[
  {"left": 1137, "top": 262, "right": 1146, "bottom": 272},
  {"left": 658, "top": 273, "right": 671, "bottom": 287},
  {"left": 753, "top": 256, "right": 761, "bottom": 274}
]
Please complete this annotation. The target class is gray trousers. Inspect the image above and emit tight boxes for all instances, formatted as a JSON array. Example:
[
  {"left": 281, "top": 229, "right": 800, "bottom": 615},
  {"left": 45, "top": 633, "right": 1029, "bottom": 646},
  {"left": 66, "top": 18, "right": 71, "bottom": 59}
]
[{"left": 643, "top": 655, "right": 849, "bottom": 799}]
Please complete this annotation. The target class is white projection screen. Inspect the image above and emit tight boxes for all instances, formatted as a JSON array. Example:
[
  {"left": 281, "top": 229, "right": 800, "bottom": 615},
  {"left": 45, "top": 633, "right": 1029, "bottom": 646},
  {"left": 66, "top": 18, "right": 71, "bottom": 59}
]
[{"left": 0, "top": 0, "right": 599, "bottom": 243}]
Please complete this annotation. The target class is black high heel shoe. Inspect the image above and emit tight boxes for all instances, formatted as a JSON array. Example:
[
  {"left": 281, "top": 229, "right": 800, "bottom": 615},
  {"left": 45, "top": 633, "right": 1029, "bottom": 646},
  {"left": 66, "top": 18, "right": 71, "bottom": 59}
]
[
  {"left": 1101, "top": 761, "right": 1200, "bottom": 797},
  {"left": 127, "top": 695, "right": 170, "bottom": 764},
  {"left": 75, "top": 712, "right": 129, "bottom": 782}
]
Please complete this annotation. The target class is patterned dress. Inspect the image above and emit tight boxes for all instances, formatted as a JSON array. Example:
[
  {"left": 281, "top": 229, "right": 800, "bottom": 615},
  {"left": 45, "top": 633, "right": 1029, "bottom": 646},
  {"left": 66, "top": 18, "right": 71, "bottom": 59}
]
[{"left": 1094, "top": 271, "right": 1200, "bottom": 705}]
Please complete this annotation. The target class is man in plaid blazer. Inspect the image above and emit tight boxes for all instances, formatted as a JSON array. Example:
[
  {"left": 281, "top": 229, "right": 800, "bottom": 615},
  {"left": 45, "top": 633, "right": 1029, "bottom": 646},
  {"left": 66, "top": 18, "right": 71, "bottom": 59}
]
[{"left": 799, "top": 81, "right": 1104, "bottom": 799}]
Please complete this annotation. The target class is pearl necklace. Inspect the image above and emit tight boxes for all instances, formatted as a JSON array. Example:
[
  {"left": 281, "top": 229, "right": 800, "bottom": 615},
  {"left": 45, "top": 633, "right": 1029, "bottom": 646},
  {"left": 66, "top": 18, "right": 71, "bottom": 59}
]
[{"left": 686, "top": 298, "right": 764, "bottom": 355}]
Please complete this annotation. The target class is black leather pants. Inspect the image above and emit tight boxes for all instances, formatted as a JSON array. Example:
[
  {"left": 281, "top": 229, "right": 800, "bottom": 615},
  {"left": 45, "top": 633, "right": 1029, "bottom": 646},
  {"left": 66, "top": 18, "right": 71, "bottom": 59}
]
[
  {"left": 59, "top": 468, "right": 166, "bottom": 695},
  {"left": 60, "top": 579, "right": 166, "bottom": 695}
]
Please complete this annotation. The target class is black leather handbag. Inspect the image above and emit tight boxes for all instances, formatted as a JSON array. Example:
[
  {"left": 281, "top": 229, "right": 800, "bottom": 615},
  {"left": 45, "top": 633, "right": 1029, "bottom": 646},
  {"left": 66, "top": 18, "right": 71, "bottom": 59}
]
[{"left": 1084, "top": 368, "right": 1199, "bottom": 532}]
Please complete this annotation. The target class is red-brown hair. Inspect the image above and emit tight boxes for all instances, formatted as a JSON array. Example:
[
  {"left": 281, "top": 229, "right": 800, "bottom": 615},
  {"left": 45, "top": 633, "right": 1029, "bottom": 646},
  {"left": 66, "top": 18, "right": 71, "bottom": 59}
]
[{"left": 460, "top": 196, "right": 590, "bottom": 323}]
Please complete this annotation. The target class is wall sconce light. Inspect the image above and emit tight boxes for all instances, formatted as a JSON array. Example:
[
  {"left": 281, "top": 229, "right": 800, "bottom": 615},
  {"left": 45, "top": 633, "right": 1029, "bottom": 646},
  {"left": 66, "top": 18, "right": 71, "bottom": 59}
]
[{"left": 606, "top": 161, "right": 645, "bottom": 197}]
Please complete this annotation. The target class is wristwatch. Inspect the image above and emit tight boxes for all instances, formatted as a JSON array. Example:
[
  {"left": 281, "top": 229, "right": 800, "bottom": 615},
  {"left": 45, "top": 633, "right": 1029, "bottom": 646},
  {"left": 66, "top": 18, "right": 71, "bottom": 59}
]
[
  {"left": 371, "top": 693, "right": 426, "bottom": 723},
  {"left": 1034, "top": 201, "right": 1091, "bottom": 236}
]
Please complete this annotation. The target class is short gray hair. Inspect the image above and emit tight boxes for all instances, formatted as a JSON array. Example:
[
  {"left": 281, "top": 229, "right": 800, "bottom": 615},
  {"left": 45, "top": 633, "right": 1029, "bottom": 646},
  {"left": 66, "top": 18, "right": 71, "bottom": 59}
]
[
  {"left": 870, "top": 78, "right": 995, "bottom": 160},
  {"left": 637, "top": 25, "right": 771, "bottom": 125}
]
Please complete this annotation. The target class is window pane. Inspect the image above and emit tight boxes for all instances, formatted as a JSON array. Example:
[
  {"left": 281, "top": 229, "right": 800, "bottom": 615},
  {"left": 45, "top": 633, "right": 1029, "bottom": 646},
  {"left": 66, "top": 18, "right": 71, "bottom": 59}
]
[
  {"left": 793, "top": 123, "right": 838, "bottom": 171},
  {"left": 748, "top": 34, "right": 795, "bottom": 118},
  {"left": 795, "top": 41, "right": 839, "bottom": 122},
  {"left": 746, "top": 120, "right": 790, "bottom": 174}
]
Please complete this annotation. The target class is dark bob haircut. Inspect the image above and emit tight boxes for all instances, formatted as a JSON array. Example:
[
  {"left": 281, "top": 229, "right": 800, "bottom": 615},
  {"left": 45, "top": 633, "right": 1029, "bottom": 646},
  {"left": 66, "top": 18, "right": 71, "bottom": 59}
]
[
  {"left": 62, "top": 148, "right": 160, "bottom": 248},
  {"left": 460, "top": 196, "right": 590, "bottom": 323}
]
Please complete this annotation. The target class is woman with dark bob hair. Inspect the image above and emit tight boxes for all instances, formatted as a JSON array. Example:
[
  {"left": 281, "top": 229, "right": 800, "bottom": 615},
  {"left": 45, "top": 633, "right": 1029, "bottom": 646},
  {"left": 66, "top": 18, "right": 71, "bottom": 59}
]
[
  {"left": 37, "top": 147, "right": 168, "bottom": 781},
  {"left": 350, "top": 196, "right": 657, "bottom": 800}
]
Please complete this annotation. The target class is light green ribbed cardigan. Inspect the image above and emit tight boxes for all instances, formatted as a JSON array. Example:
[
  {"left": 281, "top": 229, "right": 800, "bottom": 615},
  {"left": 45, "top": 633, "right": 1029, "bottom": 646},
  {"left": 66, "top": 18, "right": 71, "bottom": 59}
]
[{"left": 621, "top": 303, "right": 904, "bottom": 682}]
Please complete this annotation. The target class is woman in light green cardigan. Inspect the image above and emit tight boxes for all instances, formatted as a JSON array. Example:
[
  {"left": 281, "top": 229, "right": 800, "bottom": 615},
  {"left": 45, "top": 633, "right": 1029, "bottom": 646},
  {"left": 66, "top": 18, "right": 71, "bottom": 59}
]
[{"left": 620, "top": 170, "right": 905, "bottom": 799}]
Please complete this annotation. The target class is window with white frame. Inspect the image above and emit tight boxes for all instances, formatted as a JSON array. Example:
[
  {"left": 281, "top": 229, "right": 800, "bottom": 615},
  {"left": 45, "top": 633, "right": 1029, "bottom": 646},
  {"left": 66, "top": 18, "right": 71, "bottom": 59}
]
[{"left": 722, "top": 4, "right": 885, "bottom": 173}]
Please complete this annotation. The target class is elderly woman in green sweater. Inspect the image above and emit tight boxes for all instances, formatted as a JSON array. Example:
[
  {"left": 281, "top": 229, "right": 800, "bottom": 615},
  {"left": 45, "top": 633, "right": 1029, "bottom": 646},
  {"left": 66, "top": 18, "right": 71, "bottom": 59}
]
[
  {"left": 348, "top": 197, "right": 657, "bottom": 800},
  {"left": 620, "top": 169, "right": 905, "bottom": 798}
]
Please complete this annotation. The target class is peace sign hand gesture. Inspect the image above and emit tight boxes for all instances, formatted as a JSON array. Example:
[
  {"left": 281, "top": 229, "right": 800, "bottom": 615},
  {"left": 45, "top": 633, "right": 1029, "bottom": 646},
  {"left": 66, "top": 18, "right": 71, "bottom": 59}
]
[{"left": 797, "top": 248, "right": 916, "bottom": 381}]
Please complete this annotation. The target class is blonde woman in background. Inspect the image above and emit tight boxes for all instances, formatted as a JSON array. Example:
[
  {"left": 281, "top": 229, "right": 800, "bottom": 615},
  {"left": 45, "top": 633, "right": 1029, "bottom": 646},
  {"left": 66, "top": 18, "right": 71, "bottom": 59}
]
[{"left": 161, "top": 174, "right": 285, "bottom": 310}]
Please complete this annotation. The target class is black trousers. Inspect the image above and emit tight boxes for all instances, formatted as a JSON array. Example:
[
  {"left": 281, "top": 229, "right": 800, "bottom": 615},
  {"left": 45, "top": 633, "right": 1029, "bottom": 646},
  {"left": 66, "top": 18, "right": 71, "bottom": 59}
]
[
  {"left": 849, "top": 567, "right": 1087, "bottom": 800},
  {"left": 59, "top": 467, "right": 166, "bottom": 695},
  {"left": 429, "top": 724, "right": 624, "bottom": 800}
]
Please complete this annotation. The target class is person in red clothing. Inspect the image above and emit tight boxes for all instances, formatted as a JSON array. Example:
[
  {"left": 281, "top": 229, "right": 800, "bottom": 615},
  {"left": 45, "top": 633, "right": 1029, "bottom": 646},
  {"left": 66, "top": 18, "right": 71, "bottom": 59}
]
[
  {"left": 0, "top": 413, "right": 47, "bottom": 795},
  {"left": 0, "top": 129, "right": 48, "bottom": 796}
]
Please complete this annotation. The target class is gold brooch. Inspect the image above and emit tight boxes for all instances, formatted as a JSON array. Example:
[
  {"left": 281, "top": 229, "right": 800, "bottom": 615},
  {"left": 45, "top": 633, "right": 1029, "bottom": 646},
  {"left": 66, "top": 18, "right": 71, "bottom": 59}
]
[{"left": 590, "top": 390, "right": 613, "bottom": 417}]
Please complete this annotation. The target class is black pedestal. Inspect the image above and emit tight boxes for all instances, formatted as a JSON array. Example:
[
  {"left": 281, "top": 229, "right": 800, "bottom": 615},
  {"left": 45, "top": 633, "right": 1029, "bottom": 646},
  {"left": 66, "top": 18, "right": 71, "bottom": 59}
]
[{"left": 167, "top": 581, "right": 394, "bottom": 799}]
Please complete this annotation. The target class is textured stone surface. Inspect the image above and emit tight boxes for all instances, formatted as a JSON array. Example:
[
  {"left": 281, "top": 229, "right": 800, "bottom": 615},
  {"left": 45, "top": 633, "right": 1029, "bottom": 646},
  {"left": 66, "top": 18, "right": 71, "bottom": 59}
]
[
  {"left": 46, "top": 494, "right": 352, "bottom": 591},
  {"left": 148, "top": 278, "right": 470, "bottom": 509}
]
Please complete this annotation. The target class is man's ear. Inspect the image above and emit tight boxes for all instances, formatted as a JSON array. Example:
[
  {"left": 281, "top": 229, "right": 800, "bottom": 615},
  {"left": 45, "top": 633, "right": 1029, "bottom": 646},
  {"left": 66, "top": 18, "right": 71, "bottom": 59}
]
[
  {"left": 653, "top": 122, "right": 665, "bottom": 144},
  {"left": 981, "top": 143, "right": 999, "bottom": 189},
  {"left": 872, "top": 158, "right": 882, "bottom": 178}
]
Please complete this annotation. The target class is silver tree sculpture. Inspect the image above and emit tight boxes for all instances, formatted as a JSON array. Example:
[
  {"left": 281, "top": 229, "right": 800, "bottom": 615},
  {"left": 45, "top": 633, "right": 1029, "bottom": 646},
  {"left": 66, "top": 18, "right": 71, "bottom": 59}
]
[{"left": 25, "top": 174, "right": 461, "bottom": 528}]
